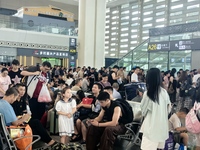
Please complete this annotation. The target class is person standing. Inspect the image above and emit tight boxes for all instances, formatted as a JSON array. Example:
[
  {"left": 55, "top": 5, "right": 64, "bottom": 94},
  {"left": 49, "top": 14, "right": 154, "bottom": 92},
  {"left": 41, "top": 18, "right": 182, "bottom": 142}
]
[
  {"left": 131, "top": 66, "right": 140, "bottom": 82},
  {"left": 108, "top": 65, "right": 120, "bottom": 86},
  {"left": 140, "top": 68, "right": 171, "bottom": 150},
  {"left": 0, "top": 68, "right": 11, "bottom": 99},
  {"left": 55, "top": 87, "right": 76, "bottom": 144},
  {"left": 21, "top": 61, "right": 51, "bottom": 120},
  {"left": 8, "top": 59, "right": 22, "bottom": 85}
]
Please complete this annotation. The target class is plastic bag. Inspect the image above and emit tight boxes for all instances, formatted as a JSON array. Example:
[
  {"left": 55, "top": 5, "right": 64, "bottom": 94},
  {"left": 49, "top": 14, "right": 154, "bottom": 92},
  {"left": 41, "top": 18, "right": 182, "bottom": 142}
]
[
  {"left": 164, "top": 132, "right": 174, "bottom": 150},
  {"left": 186, "top": 102, "right": 200, "bottom": 134},
  {"left": 38, "top": 84, "right": 52, "bottom": 103}
]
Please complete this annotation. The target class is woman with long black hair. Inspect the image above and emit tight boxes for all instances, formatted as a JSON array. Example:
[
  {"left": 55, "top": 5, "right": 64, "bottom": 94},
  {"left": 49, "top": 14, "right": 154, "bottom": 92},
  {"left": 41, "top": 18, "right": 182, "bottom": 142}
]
[{"left": 140, "top": 68, "right": 171, "bottom": 150}]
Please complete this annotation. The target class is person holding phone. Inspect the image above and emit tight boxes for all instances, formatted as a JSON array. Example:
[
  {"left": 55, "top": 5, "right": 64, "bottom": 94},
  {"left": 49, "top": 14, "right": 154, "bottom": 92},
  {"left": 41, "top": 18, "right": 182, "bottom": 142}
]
[{"left": 86, "top": 92, "right": 126, "bottom": 150}]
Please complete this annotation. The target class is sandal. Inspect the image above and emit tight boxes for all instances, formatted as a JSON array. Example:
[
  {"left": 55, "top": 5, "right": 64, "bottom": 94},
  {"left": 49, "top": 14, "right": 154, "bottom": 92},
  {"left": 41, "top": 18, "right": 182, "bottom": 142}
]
[{"left": 70, "top": 134, "right": 81, "bottom": 142}]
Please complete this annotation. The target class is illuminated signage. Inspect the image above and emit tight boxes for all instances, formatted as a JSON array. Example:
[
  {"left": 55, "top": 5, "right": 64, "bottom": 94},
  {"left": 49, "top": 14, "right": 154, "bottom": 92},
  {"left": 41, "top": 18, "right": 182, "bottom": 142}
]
[
  {"left": 147, "top": 42, "right": 170, "bottom": 51},
  {"left": 148, "top": 38, "right": 200, "bottom": 51}
]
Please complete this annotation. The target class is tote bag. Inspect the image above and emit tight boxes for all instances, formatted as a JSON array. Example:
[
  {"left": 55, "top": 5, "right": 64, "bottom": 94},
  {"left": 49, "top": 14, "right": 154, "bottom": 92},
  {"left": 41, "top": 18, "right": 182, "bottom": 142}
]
[{"left": 8, "top": 125, "right": 33, "bottom": 150}]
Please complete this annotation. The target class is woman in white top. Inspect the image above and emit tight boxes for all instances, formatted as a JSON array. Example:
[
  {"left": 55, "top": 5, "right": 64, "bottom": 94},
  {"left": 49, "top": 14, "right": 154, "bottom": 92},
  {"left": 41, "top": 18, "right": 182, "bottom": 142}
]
[
  {"left": 0, "top": 68, "right": 11, "bottom": 98},
  {"left": 141, "top": 68, "right": 171, "bottom": 150}
]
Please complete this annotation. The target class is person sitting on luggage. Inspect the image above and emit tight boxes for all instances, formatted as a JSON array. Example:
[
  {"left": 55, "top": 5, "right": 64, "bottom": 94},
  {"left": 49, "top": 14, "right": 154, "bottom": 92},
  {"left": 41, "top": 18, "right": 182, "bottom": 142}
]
[
  {"left": 13, "top": 84, "right": 67, "bottom": 149},
  {"left": 168, "top": 107, "right": 189, "bottom": 149},
  {"left": 86, "top": 92, "right": 127, "bottom": 150},
  {"left": 131, "top": 88, "right": 144, "bottom": 103}
]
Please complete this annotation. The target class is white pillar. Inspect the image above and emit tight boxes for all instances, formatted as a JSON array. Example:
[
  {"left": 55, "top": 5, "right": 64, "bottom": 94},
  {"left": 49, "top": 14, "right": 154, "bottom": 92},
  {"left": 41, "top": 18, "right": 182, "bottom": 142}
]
[{"left": 78, "top": 0, "right": 106, "bottom": 69}]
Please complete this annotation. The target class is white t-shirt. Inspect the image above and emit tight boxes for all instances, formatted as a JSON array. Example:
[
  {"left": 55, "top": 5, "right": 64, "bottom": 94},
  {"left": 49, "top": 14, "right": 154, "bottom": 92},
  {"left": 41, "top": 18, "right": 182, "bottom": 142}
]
[
  {"left": 168, "top": 113, "right": 181, "bottom": 132},
  {"left": 193, "top": 74, "right": 200, "bottom": 83},
  {"left": 131, "top": 73, "right": 138, "bottom": 82}
]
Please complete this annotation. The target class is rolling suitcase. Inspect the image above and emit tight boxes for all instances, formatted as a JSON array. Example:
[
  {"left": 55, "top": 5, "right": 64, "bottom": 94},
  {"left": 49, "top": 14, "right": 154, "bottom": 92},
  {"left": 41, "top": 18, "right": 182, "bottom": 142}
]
[
  {"left": 124, "top": 82, "right": 146, "bottom": 100},
  {"left": 49, "top": 109, "right": 59, "bottom": 135}
]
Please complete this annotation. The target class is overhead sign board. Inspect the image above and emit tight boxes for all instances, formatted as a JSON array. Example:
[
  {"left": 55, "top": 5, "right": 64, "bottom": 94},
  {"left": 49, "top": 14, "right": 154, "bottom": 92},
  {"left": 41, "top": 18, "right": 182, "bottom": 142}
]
[
  {"left": 148, "top": 38, "right": 200, "bottom": 51},
  {"left": 147, "top": 41, "right": 170, "bottom": 51}
]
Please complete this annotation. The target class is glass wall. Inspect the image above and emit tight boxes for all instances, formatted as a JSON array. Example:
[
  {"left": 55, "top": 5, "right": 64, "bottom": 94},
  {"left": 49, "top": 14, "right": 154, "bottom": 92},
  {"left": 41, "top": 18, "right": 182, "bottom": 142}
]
[
  {"left": 169, "top": 50, "right": 191, "bottom": 70},
  {"left": 105, "top": 0, "right": 200, "bottom": 58}
]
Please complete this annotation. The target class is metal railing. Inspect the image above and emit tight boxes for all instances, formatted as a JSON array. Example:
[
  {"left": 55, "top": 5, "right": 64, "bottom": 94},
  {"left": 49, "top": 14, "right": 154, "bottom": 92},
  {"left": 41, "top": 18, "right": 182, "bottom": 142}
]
[
  {"left": 0, "top": 19, "right": 77, "bottom": 36},
  {"left": 108, "top": 38, "right": 149, "bottom": 69}
]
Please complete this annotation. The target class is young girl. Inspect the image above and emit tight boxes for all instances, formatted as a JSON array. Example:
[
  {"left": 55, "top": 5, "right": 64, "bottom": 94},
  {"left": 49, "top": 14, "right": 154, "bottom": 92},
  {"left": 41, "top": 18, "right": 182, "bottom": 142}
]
[{"left": 55, "top": 87, "right": 76, "bottom": 144}]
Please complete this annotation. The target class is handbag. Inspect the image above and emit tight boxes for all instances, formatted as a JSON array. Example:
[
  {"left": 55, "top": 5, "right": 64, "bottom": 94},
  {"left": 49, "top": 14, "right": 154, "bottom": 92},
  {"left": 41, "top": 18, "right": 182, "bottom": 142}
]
[
  {"left": 38, "top": 84, "right": 52, "bottom": 103},
  {"left": 186, "top": 102, "right": 200, "bottom": 134},
  {"left": 82, "top": 98, "right": 93, "bottom": 105},
  {"left": 8, "top": 125, "right": 33, "bottom": 150},
  {"left": 27, "top": 75, "right": 38, "bottom": 98}
]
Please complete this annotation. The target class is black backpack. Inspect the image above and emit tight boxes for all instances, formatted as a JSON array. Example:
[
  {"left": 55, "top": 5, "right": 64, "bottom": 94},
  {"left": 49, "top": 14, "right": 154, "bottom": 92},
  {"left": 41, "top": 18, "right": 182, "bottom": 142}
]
[{"left": 114, "top": 99, "right": 134, "bottom": 124}]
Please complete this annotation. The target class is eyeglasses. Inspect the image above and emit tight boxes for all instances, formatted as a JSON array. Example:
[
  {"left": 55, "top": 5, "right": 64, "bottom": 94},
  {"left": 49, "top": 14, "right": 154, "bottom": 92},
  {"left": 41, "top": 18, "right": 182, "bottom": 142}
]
[{"left": 44, "top": 67, "right": 50, "bottom": 71}]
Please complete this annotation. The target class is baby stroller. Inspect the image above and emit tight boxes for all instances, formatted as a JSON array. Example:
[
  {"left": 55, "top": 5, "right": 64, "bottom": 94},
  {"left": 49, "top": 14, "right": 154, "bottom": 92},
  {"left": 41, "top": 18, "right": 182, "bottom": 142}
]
[{"left": 113, "top": 101, "right": 143, "bottom": 150}]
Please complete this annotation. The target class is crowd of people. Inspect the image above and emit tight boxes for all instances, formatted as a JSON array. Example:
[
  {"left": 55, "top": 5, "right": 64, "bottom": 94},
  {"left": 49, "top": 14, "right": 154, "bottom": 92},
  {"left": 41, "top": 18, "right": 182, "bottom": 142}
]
[{"left": 0, "top": 59, "right": 200, "bottom": 150}]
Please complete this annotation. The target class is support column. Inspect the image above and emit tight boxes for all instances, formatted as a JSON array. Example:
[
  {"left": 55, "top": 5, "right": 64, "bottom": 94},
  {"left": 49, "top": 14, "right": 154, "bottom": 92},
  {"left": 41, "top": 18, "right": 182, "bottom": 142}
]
[{"left": 78, "top": 0, "right": 106, "bottom": 69}]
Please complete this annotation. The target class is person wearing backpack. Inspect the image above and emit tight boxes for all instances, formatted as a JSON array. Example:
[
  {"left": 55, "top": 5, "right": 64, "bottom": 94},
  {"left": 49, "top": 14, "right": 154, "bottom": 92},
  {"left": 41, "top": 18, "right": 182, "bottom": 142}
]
[
  {"left": 140, "top": 68, "right": 171, "bottom": 150},
  {"left": 86, "top": 92, "right": 130, "bottom": 150}
]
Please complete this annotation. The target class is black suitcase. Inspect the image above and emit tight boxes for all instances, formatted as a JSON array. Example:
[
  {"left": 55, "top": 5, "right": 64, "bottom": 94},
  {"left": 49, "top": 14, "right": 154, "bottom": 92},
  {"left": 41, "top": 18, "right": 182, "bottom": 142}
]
[
  {"left": 124, "top": 82, "right": 146, "bottom": 100},
  {"left": 49, "top": 109, "right": 59, "bottom": 135}
]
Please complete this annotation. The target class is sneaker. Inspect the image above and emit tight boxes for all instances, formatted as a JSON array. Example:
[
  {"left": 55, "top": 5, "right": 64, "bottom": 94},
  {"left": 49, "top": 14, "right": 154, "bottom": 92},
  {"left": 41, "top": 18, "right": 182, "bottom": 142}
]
[{"left": 50, "top": 141, "right": 61, "bottom": 150}]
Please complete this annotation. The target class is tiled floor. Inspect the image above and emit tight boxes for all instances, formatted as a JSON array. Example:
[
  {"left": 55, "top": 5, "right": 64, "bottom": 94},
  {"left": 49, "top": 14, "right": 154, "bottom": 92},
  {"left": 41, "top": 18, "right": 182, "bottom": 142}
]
[{"left": 33, "top": 135, "right": 86, "bottom": 150}]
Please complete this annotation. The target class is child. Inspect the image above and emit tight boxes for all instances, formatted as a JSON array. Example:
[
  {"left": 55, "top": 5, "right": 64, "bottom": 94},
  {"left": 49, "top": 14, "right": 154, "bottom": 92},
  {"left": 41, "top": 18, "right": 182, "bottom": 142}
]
[
  {"left": 56, "top": 87, "right": 76, "bottom": 144},
  {"left": 168, "top": 107, "right": 189, "bottom": 150}
]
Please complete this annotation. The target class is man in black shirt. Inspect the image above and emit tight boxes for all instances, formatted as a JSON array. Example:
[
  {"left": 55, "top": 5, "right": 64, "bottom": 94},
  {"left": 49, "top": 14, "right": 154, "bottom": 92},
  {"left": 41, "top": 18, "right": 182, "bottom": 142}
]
[
  {"left": 8, "top": 59, "right": 22, "bottom": 85},
  {"left": 88, "top": 68, "right": 95, "bottom": 91},
  {"left": 108, "top": 65, "right": 120, "bottom": 86},
  {"left": 86, "top": 92, "right": 126, "bottom": 150}
]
